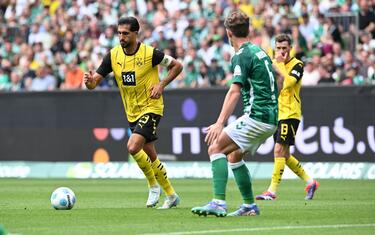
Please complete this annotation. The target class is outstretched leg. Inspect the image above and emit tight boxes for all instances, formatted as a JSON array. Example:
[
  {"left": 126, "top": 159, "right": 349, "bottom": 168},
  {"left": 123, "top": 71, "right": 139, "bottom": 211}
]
[{"left": 286, "top": 155, "right": 319, "bottom": 200}]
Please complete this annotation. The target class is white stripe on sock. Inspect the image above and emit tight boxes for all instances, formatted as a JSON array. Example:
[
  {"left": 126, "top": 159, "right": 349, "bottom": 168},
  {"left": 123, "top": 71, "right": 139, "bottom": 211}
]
[
  {"left": 228, "top": 160, "right": 245, "bottom": 169},
  {"left": 210, "top": 153, "right": 226, "bottom": 162}
]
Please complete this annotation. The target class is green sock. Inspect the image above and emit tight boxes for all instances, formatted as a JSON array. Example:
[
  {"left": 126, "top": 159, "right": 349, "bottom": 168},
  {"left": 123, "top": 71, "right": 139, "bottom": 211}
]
[
  {"left": 230, "top": 161, "right": 254, "bottom": 204},
  {"left": 211, "top": 154, "right": 228, "bottom": 201}
]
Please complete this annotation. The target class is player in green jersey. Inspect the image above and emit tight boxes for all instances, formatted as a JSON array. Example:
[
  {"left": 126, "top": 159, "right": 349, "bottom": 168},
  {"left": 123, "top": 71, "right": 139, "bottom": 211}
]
[{"left": 191, "top": 10, "right": 278, "bottom": 217}]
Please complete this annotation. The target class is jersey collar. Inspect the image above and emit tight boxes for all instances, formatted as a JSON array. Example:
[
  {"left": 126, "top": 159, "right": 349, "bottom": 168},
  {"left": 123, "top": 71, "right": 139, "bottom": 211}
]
[
  {"left": 285, "top": 57, "right": 295, "bottom": 65},
  {"left": 122, "top": 42, "right": 141, "bottom": 56},
  {"left": 240, "top": 41, "right": 251, "bottom": 49}
]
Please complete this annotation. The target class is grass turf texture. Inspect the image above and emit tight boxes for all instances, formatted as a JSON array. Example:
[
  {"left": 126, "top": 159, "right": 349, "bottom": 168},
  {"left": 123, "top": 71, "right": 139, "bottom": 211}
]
[{"left": 0, "top": 179, "right": 374, "bottom": 235}]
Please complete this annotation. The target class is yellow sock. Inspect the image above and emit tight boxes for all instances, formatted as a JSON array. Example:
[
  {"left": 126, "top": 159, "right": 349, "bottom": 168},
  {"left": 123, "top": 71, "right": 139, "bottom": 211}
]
[
  {"left": 286, "top": 155, "right": 311, "bottom": 183},
  {"left": 151, "top": 158, "right": 175, "bottom": 196},
  {"left": 132, "top": 150, "right": 157, "bottom": 187},
  {"left": 268, "top": 157, "right": 286, "bottom": 193}
]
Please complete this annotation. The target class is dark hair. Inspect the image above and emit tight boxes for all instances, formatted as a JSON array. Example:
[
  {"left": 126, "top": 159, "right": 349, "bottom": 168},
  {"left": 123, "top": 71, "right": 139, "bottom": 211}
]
[
  {"left": 224, "top": 10, "right": 249, "bottom": 38},
  {"left": 118, "top": 16, "right": 140, "bottom": 32},
  {"left": 275, "top": 34, "right": 292, "bottom": 45}
]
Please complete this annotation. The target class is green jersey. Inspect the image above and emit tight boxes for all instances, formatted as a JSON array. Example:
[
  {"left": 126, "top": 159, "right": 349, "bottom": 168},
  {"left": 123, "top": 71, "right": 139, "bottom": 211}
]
[{"left": 231, "top": 42, "right": 278, "bottom": 125}]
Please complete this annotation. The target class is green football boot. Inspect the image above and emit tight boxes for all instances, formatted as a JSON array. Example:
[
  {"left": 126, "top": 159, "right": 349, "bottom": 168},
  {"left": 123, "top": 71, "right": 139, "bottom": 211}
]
[{"left": 191, "top": 201, "right": 227, "bottom": 217}]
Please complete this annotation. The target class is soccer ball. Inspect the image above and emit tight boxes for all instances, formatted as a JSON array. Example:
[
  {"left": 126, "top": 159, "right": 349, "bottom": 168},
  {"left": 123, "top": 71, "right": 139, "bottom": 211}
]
[{"left": 50, "top": 187, "right": 76, "bottom": 210}]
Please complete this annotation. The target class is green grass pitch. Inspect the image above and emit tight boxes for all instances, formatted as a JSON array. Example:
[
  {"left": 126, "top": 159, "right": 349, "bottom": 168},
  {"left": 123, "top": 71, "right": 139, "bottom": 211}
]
[{"left": 0, "top": 179, "right": 374, "bottom": 235}]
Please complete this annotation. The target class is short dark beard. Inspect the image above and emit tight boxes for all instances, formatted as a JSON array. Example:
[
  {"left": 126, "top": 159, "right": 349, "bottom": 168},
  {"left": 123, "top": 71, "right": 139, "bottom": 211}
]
[{"left": 120, "top": 41, "right": 128, "bottom": 48}]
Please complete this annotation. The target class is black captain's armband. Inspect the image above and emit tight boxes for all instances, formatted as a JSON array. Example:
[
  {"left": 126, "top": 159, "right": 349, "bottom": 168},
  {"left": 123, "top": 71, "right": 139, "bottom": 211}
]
[
  {"left": 121, "top": 71, "right": 136, "bottom": 86},
  {"left": 289, "top": 63, "right": 304, "bottom": 81}
]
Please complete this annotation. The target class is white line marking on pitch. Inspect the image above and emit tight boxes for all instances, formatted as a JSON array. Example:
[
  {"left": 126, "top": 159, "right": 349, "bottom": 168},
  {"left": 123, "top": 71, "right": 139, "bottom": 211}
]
[{"left": 141, "top": 223, "right": 375, "bottom": 235}]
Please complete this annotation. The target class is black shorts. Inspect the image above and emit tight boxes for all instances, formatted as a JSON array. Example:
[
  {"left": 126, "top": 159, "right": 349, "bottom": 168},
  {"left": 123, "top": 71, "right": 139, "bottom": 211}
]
[
  {"left": 273, "top": 119, "right": 300, "bottom": 146},
  {"left": 129, "top": 113, "right": 161, "bottom": 143}
]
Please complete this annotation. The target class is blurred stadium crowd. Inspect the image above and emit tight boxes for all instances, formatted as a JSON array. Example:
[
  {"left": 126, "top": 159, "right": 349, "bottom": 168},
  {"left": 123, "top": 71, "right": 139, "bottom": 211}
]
[{"left": 0, "top": 0, "right": 374, "bottom": 91}]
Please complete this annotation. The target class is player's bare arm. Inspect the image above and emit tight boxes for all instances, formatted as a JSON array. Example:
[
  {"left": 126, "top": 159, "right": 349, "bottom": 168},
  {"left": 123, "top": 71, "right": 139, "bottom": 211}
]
[
  {"left": 84, "top": 51, "right": 110, "bottom": 90},
  {"left": 150, "top": 56, "right": 183, "bottom": 99},
  {"left": 273, "top": 49, "right": 288, "bottom": 87},
  {"left": 205, "top": 83, "right": 241, "bottom": 146},
  {"left": 84, "top": 71, "right": 104, "bottom": 90},
  {"left": 272, "top": 63, "right": 285, "bottom": 93}
]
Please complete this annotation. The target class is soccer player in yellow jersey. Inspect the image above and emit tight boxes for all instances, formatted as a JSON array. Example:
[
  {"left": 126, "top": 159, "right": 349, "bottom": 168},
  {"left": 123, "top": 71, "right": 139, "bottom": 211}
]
[
  {"left": 83, "top": 17, "right": 183, "bottom": 208},
  {"left": 256, "top": 34, "right": 319, "bottom": 201}
]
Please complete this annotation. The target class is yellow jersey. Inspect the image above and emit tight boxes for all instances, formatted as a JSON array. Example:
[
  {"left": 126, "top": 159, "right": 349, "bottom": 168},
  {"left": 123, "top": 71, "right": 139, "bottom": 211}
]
[
  {"left": 97, "top": 43, "right": 165, "bottom": 122},
  {"left": 274, "top": 57, "right": 304, "bottom": 121}
]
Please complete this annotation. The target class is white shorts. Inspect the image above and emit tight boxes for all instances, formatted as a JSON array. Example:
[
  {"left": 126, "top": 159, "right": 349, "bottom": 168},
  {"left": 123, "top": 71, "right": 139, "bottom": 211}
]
[{"left": 224, "top": 115, "right": 277, "bottom": 155}]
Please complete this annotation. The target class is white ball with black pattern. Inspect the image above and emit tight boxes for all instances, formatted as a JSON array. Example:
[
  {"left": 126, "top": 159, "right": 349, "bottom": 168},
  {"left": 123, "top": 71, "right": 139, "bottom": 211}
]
[{"left": 50, "top": 187, "right": 76, "bottom": 210}]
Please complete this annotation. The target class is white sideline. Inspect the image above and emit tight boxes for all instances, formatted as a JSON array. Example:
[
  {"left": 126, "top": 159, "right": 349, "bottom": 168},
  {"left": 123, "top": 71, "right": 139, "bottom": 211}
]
[{"left": 141, "top": 223, "right": 375, "bottom": 235}]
